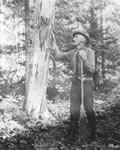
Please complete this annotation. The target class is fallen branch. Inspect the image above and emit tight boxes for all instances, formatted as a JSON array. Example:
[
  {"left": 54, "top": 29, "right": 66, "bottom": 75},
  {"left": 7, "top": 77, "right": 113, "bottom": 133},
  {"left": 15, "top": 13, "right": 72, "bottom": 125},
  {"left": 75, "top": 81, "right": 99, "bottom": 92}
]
[
  {"left": 111, "top": 137, "right": 120, "bottom": 144},
  {"left": 33, "top": 143, "right": 57, "bottom": 149}
]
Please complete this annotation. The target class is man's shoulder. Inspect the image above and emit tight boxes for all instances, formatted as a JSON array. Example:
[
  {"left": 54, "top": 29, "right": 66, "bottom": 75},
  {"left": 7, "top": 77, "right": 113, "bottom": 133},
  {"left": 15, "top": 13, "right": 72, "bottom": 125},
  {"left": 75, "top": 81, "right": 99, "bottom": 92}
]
[
  {"left": 62, "top": 48, "right": 76, "bottom": 61},
  {"left": 87, "top": 47, "right": 95, "bottom": 54},
  {"left": 64, "top": 48, "right": 76, "bottom": 55}
]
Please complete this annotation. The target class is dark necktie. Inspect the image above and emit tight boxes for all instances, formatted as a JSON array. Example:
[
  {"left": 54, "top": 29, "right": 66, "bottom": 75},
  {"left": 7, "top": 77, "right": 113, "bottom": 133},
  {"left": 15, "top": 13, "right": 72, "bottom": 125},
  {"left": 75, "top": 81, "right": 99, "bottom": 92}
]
[{"left": 76, "top": 52, "right": 81, "bottom": 77}]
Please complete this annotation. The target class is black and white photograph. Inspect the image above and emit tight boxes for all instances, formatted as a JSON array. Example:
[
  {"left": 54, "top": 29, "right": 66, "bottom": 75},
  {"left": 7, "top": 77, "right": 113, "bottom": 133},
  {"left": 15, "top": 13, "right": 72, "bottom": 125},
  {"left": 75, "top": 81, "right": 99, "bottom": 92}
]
[{"left": 0, "top": 0, "right": 120, "bottom": 149}]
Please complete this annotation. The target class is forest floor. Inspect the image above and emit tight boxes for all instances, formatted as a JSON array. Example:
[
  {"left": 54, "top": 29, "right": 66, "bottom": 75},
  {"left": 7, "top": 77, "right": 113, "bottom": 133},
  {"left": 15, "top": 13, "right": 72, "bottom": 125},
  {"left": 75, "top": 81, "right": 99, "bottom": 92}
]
[{"left": 0, "top": 91, "right": 120, "bottom": 150}]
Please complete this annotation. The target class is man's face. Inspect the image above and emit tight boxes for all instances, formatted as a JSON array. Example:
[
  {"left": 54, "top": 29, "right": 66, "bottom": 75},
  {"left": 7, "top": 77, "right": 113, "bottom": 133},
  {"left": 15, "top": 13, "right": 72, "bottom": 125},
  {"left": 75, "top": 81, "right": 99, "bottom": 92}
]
[{"left": 73, "top": 34, "right": 86, "bottom": 46}]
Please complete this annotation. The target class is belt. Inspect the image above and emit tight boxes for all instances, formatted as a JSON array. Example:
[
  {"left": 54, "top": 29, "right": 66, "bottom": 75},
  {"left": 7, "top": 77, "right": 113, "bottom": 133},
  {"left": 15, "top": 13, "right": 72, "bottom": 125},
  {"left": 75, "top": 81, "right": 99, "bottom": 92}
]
[{"left": 73, "top": 75, "right": 93, "bottom": 81}]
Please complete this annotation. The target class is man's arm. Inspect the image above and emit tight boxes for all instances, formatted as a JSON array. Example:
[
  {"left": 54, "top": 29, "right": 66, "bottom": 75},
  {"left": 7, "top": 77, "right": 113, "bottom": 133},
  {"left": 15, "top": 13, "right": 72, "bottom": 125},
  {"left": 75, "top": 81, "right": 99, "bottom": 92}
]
[
  {"left": 52, "top": 46, "right": 74, "bottom": 61},
  {"left": 86, "top": 49, "right": 95, "bottom": 73},
  {"left": 78, "top": 48, "right": 95, "bottom": 73}
]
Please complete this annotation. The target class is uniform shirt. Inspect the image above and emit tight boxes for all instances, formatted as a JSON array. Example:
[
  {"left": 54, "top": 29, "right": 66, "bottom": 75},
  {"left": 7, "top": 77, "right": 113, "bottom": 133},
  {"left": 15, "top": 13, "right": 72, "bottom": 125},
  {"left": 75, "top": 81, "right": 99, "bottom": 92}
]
[{"left": 54, "top": 46, "right": 95, "bottom": 78}]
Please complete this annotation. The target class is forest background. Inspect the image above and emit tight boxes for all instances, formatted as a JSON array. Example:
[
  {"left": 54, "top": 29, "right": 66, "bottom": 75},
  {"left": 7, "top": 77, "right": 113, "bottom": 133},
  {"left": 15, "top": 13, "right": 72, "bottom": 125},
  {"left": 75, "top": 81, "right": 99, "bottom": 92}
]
[{"left": 0, "top": 0, "right": 120, "bottom": 149}]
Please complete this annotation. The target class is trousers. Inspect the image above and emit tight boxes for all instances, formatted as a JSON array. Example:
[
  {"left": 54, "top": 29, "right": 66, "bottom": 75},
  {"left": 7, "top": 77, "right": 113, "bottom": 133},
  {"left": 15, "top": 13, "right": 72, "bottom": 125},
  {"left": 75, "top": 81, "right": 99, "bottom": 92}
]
[{"left": 70, "top": 78, "right": 96, "bottom": 140}]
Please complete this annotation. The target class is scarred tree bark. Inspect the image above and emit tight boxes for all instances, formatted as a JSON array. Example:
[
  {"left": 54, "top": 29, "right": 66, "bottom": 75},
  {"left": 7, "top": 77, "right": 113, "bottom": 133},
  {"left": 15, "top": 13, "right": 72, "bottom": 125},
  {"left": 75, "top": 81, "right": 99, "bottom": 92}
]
[
  {"left": 23, "top": 0, "right": 30, "bottom": 111},
  {"left": 25, "top": 0, "right": 56, "bottom": 119}
]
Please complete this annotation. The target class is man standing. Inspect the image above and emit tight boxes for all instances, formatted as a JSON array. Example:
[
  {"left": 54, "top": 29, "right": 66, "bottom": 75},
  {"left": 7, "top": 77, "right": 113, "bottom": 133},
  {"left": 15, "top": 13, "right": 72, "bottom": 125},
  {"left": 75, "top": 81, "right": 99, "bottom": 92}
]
[{"left": 53, "top": 30, "right": 96, "bottom": 142}]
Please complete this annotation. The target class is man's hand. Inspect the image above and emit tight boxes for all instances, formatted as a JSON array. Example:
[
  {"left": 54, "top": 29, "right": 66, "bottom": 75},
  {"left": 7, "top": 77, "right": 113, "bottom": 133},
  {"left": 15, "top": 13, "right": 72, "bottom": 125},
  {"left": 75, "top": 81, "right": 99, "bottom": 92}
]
[{"left": 86, "top": 63, "right": 95, "bottom": 73}]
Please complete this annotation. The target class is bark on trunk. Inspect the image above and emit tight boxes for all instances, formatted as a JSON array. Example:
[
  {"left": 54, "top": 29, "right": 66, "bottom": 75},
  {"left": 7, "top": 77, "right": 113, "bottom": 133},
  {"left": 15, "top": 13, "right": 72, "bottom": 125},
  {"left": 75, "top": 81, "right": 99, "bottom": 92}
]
[
  {"left": 23, "top": 0, "right": 30, "bottom": 110},
  {"left": 25, "top": 0, "right": 56, "bottom": 119}
]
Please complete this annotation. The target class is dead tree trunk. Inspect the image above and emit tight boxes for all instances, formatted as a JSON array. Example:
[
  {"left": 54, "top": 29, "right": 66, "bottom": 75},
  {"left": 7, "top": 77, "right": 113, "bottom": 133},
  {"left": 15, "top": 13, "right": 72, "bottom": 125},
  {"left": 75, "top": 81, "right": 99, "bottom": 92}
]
[
  {"left": 25, "top": 0, "right": 56, "bottom": 119},
  {"left": 23, "top": 0, "right": 30, "bottom": 110}
]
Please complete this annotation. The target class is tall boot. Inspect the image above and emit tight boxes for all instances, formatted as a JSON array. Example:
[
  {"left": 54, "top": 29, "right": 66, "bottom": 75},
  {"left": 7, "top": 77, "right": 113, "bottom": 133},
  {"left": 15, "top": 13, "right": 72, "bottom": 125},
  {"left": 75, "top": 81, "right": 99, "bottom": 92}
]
[
  {"left": 86, "top": 111, "right": 96, "bottom": 141},
  {"left": 68, "top": 117, "right": 79, "bottom": 143}
]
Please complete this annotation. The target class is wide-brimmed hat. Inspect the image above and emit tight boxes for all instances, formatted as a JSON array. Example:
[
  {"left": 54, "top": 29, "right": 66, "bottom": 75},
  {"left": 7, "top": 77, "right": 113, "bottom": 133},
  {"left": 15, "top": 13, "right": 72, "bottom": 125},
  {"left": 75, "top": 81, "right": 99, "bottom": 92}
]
[{"left": 72, "top": 30, "right": 90, "bottom": 45}]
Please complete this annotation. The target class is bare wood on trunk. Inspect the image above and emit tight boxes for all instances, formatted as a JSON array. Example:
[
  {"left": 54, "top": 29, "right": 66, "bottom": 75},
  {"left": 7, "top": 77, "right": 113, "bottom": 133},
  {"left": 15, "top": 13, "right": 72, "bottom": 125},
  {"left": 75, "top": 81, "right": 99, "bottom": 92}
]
[{"left": 25, "top": 0, "right": 56, "bottom": 119}]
